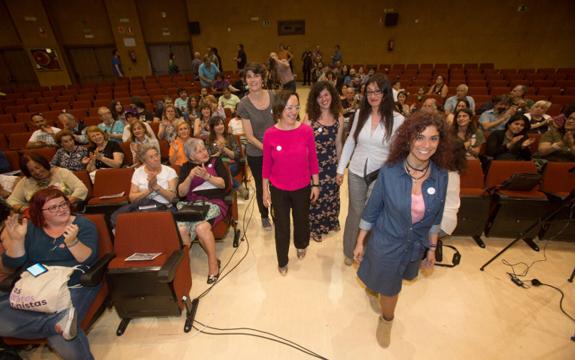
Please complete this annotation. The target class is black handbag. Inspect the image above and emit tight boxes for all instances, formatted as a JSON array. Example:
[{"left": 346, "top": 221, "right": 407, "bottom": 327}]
[
  {"left": 173, "top": 203, "right": 209, "bottom": 222},
  {"left": 363, "top": 161, "right": 380, "bottom": 186},
  {"left": 500, "top": 173, "right": 542, "bottom": 191}
]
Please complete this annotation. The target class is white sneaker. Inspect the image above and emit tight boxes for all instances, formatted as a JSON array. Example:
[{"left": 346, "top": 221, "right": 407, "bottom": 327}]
[{"left": 55, "top": 307, "right": 77, "bottom": 341}]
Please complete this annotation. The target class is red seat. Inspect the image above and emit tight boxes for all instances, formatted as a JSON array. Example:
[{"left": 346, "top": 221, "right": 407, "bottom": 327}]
[
  {"left": 86, "top": 167, "right": 133, "bottom": 208},
  {"left": 8, "top": 132, "right": 32, "bottom": 150}
]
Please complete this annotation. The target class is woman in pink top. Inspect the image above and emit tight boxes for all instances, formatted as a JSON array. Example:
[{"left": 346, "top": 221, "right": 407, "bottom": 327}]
[{"left": 262, "top": 91, "right": 320, "bottom": 275}]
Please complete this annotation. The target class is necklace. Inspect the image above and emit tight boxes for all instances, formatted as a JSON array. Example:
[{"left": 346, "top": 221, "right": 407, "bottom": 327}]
[
  {"left": 404, "top": 161, "right": 429, "bottom": 181},
  {"left": 405, "top": 159, "right": 430, "bottom": 172}
]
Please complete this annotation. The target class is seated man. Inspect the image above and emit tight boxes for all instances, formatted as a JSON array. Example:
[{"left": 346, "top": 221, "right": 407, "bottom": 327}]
[
  {"left": 510, "top": 84, "right": 534, "bottom": 111},
  {"left": 130, "top": 97, "right": 156, "bottom": 122},
  {"left": 97, "top": 106, "right": 125, "bottom": 143},
  {"left": 444, "top": 84, "right": 476, "bottom": 114},
  {"left": 58, "top": 112, "right": 88, "bottom": 144},
  {"left": 27, "top": 113, "right": 61, "bottom": 148},
  {"left": 198, "top": 56, "right": 220, "bottom": 89},
  {"left": 341, "top": 87, "right": 358, "bottom": 118},
  {"left": 479, "top": 95, "right": 516, "bottom": 131},
  {"left": 217, "top": 88, "right": 241, "bottom": 111}
]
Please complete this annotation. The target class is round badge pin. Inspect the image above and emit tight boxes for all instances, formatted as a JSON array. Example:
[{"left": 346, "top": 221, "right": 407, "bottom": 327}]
[
  {"left": 318, "top": 127, "right": 323, "bottom": 133},
  {"left": 276, "top": 145, "right": 282, "bottom": 151},
  {"left": 207, "top": 163, "right": 213, "bottom": 168},
  {"left": 427, "top": 187, "right": 436, "bottom": 195}
]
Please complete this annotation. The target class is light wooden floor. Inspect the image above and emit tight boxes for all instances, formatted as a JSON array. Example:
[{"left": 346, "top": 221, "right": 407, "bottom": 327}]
[{"left": 21, "top": 86, "right": 575, "bottom": 360}]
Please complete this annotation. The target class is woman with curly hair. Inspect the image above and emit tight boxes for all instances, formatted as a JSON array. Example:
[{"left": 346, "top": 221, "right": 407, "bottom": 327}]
[
  {"left": 304, "top": 81, "right": 344, "bottom": 242},
  {"left": 353, "top": 111, "right": 452, "bottom": 348}
]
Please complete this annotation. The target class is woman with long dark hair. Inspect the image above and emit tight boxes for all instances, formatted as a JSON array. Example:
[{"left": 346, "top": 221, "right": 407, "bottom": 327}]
[
  {"left": 336, "top": 73, "right": 405, "bottom": 265},
  {"left": 354, "top": 112, "right": 452, "bottom": 347},
  {"left": 304, "top": 81, "right": 344, "bottom": 242},
  {"left": 486, "top": 114, "right": 533, "bottom": 160},
  {"left": 451, "top": 108, "right": 484, "bottom": 159}
]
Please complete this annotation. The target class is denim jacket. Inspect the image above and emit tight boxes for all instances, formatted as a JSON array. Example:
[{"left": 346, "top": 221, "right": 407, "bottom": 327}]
[{"left": 359, "top": 160, "right": 448, "bottom": 262}]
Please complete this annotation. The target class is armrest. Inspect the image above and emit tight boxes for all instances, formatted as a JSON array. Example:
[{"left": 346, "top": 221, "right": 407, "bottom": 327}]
[
  {"left": 0, "top": 272, "right": 19, "bottom": 292},
  {"left": 157, "top": 250, "right": 183, "bottom": 283},
  {"left": 80, "top": 252, "right": 115, "bottom": 287}
]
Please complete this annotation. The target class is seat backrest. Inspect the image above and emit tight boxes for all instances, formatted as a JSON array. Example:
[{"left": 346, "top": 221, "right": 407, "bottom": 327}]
[
  {"left": 83, "top": 213, "right": 114, "bottom": 258},
  {"left": 460, "top": 159, "right": 484, "bottom": 189},
  {"left": 73, "top": 170, "right": 93, "bottom": 199},
  {"left": 8, "top": 132, "right": 32, "bottom": 150},
  {"left": 541, "top": 162, "right": 575, "bottom": 194},
  {"left": 114, "top": 211, "right": 182, "bottom": 256},
  {"left": 485, "top": 160, "right": 539, "bottom": 188},
  {"left": 92, "top": 167, "right": 134, "bottom": 197}
]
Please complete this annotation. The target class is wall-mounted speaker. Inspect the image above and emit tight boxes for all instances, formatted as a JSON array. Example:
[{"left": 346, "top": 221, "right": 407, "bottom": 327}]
[
  {"left": 188, "top": 21, "right": 201, "bottom": 35},
  {"left": 385, "top": 13, "right": 399, "bottom": 27}
]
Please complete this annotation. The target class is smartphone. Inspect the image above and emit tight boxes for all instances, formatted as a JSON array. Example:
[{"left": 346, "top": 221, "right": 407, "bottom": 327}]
[{"left": 26, "top": 263, "right": 48, "bottom": 277}]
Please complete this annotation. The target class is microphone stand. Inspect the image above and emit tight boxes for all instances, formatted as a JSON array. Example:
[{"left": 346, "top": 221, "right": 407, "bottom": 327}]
[{"left": 480, "top": 190, "right": 575, "bottom": 271}]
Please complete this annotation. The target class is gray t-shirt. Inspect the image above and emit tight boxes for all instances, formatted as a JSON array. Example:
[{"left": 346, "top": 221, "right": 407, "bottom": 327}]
[{"left": 237, "top": 90, "right": 275, "bottom": 157}]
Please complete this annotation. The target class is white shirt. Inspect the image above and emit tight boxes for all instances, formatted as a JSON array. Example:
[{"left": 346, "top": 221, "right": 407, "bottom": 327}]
[
  {"left": 28, "top": 127, "right": 61, "bottom": 146},
  {"left": 337, "top": 111, "right": 405, "bottom": 177},
  {"left": 131, "top": 165, "right": 177, "bottom": 204},
  {"left": 122, "top": 122, "right": 157, "bottom": 142},
  {"left": 440, "top": 171, "right": 461, "bottom": 235}
]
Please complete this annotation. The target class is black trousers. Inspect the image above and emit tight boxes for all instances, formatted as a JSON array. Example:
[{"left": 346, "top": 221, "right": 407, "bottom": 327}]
[
  {"left": 303, "top": 68, "right": 311, "bottom": 85},
  {"left": 247, "top": 155, "right": 269, "bottom": 219},
  {"left": 270, "top": 184, "right": 311, "bottom": 267}
]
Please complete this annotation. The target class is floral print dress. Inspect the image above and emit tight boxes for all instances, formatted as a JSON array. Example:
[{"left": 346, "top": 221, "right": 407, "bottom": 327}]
[{"left": 309, "top": 121, "right": 341, "bottom": 240}]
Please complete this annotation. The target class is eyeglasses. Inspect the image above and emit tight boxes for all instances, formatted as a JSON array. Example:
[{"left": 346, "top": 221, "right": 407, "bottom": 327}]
[
  {"left": 42, "top": 201, "right": 69, "bottom": 213},
  {"left": 285, "top": 106, "right": 300, "bottom": 111},
  {"left": 366, "top": 90, "right": 384, "bottom": 97}
]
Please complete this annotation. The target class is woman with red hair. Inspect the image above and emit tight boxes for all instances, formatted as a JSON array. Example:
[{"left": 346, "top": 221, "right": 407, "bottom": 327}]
[
  {"left": 353, "top": 111, "right": 452, "bottom": 348},
  {"left": 0, "top": 188, "right": 99, "bottom": 359}
]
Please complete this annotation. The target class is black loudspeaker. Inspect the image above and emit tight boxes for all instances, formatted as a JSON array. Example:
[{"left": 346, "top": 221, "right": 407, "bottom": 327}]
[
  {"left": 385, "top": 13, "right": 399, "bottom": 27},
  {"left": 188, "top": 21, "right": 201, "bottom": 35}
]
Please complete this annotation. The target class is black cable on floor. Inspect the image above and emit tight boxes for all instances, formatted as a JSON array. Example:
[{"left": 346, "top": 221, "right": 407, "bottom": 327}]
[
  {"left": 528, "top": 279, "right": 575, "bottom": 322},
  {"left": 192, "top": 320, "right": 329, "bottom": 360}
]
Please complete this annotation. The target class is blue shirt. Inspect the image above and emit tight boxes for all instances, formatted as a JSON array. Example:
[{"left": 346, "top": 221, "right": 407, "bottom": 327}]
[
  {"left": 359, "top": 160, "right": 448, "bottom": 262},
  {"left": 198, "top": 63, "right": 220, "bottom": 88},
  {"left": 2, "top": 216, "right": 99, "bottom": 284},
  {"left": 479, "top": 109, "right": 505, "bottom": 131}
]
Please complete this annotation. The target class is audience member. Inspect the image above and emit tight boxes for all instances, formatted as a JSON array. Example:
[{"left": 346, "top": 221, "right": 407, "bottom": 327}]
[
  {"left": 7, "top": 153, "right": 88, "bottom": 213},
  {"left": 479, "top": 95, "right": 515, "bottom": 131},
  {"left": 270, "top": 52, "right": 296, "bottom": 93},
  {"left": 427, "top": 75, "right": 449, "bottom": 98},
  {"left": 177, "top": 138, "right": 229, "bottom": 283},
  {"left": 235, "top": 44, "right": 247, "bottom": 70},
  {"left": 218, "top": 88, "right": 241, "bottom": 111},
  {"left": 57, "top": 113, "right": 87, "bottom": 144},
  {"left": 526, "top": 100, "right": 552, "bottom": 134},
  {"left": 97, "top": 106, "right": 125, "bottom": 143},
  {"left": 27, "top": 113, "right": 61, "bottom": 148},
  {"left": 193, "top": 103, "right": 212, "bottom": 140},
  {"left": 191, "top": 52, "right": 203, "bottom": 80},
  {"left": 110, "top": 100, "right": 125, "bottom": 122},
  {"left": 444, "top": 84, "right": 476, "bottom": 114},
  {"left": 451, "top": 109, "right": 484, "bottom": 159},
  {"left": 158, "top": 104, "right": 181, "bottom": 144},
  {"left": 86, "top": 126, "right": 124, "bottom": 172},
  {"left": 394, "top": 91, "right": 411, "bottom": 117},
  {"left": 485, "top": 114, "right": 533, "bottom": 160},
  {"left": 122, "top": 109, "right": 157, "bottom": 142},
  {"left": 51, "top": 130, "right": 89, "bottom": 171},
  {"left": 199, "top": 56, "right": 220, "bottom": 88},
  {"left": 302, "top": 48, "right": 313, "bottom": 86},
  {"left": 0, "top": 188, "right": 99, "bottom": 359},
  {"left": 130, "top": 97, "right": 155, "bottom": 122},
  {"left": 536, "top": 105, "right": 575, "bottom": 162},
  {"left": 509, "top": 84, "right": 533, "bottom": 111},
  {"left": 169, "top": 119, "right": 192, "bottom": 167},
  {"left": 445, "top": 98, "right": 471, "bottom": 126},
  {"left": 129, "top": 121, "right": 160, "bottom": 167}
]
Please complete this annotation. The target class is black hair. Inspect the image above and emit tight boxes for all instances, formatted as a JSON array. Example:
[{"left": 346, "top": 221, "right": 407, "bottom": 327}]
[
  {"left": 353, "top": 73, "right": 395, "bottom": 142},
  {"left": 20, "top": 152, "right": 51, "bottom": 178}
]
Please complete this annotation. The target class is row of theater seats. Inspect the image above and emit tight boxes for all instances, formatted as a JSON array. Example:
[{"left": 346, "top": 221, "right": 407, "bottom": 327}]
[{"left": 455, "top": 160, "right": 575, "bottom": 247}]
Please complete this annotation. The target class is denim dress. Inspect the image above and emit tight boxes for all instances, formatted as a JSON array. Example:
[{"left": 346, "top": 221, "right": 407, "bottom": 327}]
[{"left": 357, "top": 160, "right": 448, "bottom": 296}]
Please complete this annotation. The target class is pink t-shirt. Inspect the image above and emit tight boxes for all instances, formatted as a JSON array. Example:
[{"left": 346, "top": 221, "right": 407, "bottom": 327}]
[
  {"left": 262, "top": 123, "right": 319, "bottom": 191},
  {"left": 411, "top": 193, "right": 425, "bottom": 224}
]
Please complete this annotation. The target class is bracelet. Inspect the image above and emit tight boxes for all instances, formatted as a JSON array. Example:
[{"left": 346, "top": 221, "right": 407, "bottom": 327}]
[
  {"left": 66, "top": 238, "right": 80, "bottom": 248},
  {"left": 311, "top": 184, "right": 320, "bottom": 187}
]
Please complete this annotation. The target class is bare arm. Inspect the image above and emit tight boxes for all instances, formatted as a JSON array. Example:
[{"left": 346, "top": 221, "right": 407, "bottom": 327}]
[
  {"left": 241, "top": 118, "right": 263, "bottom": 150},
  {"left": 336, "top": 115, "right": 344, "bottom": 161}
]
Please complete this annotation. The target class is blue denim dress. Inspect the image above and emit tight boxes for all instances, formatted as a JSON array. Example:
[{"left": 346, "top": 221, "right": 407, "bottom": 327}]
[{"left": 357, "top": 160, "right": 448, "bottom": 296}]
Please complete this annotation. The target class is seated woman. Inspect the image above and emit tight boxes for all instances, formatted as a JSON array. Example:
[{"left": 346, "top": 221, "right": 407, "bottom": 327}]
[
  {"left": 451, "top": 108, "right": 484, "bottom": 159},
  {"left": 177, "top": 138, "right": 230, "bottom": 284},
  {"left": 51, "top": 130, "right": 89, "bottom": 171},
  {"left": 536, "top": 106, "right": 575, "bottom": 162},
  {"left": 157, "top": 104, "right": 182, "bottom": 144},
  {"left": 445, "top": 98, "right": 471, "bottom": 127},
  {"left": 189, "top": 96, "right": 200, "bottom": 120},
  {"left": 193, "top": 103, "right": 212, "bottom": 140},
  {"left": 212, "top": 74, "right": 230, "bottom": 97},
  {"left": 394, "top": 91, "right": 410, "bottom": 117},
  {"left": 85, "top": 126, "right": 124, "bottom": 172},
  {"left": 526, "top": 100, "right": 553, "bottom": 134},
  {"left": 129, "top": 120, "right": 160, "bottom": 167},
  {"left": 427, "top": 75, "right": 449, "bottom": 99},
  {"left": 7, "top": 153, "right": 88, "bottom": 214},
  {"left": 0, "top": 188, "right": 99, "bottom": 359},
  {"left": 110, "top": 145, "right": 178, "bottom": 227},
  {"left": 169, "top": 119, "right": 192, "bottom": 167},
  {"left": 486, "top": 114, "right": 534, "bottom": 161}
]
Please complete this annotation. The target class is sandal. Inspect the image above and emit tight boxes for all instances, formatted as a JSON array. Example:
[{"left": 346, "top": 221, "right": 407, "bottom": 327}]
[{"left": 207, "top": 259, "right": 221, "bottom": 284}]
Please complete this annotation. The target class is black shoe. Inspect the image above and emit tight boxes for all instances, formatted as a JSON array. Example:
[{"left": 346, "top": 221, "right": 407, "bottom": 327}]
[{"left": 207, "top": 259, "right": 221, "bottom": 284}]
